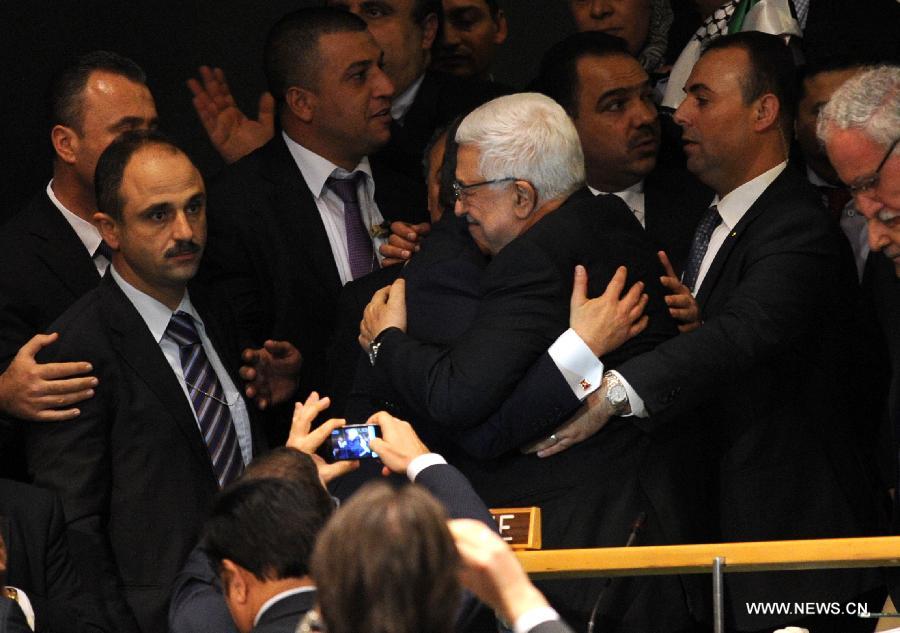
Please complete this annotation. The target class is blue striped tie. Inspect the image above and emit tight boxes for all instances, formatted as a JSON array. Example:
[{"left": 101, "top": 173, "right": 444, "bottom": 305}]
[
  {"left": 681, "top": 205, "right": 722, "bottom": 293},
  {"left": 165, "top": 311, "right": 243, "bottom": 487}
]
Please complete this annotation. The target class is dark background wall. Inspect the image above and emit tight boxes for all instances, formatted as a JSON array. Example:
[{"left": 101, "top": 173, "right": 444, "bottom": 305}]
[{"left": 0, "top": 0, "right": 576, "bottom": 222}]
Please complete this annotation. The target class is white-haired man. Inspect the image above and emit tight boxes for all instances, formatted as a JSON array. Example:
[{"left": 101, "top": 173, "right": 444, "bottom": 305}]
[{"left": 359, "top": 93, "right": 702, "bottom": 632}]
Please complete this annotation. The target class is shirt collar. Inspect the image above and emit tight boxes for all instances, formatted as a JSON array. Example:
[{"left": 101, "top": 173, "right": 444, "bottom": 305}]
[
  {"left": 713, "top": 162, "right": 787, "bottom": 230},
  {"left": 282, "top": 131, "right": 374, "bottom": 200},
  {"left": 588, "top": 180, "right": 645, "bottom": 212},
  {"left": 254, "top": 586, "right": 316, "bottom": 626},
  {"left": 110, "top": 265, "right": 196, "bottom": 343},
  {"left": 46, "top": 180, "right": 102, "bottom": 256},
  {"left": 391, "top": 73, "right": 425, "bottom": 122}
]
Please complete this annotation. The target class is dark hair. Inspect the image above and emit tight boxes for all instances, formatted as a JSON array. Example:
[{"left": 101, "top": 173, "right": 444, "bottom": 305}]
[
  {"left": 531, "top": 31, "right": 632, "bottom": 117},
  {"left": 94, "top": 129, "right": 183, "bottom": 221},
  {"left": 265, "top": 8, "right": 368, "bottom": 102},
  {"left": 243, "top": 446, "right": 323, "bottom": 485},
  {"left": 483, "top": 0, "right": 501, "bottom": 19},
  {"left": 310, "top": 480, "right": 461, "bottom": 633},
  {"left": 50, "top": 50, "right": 147, "bottom": 132},
  {"left": 202, "top": 476, "right": 334, "bottom": 582},
  {"left": 412, "top": 0, "right": 441, "bottom": 24},
  {"left": 703, "top": 31, "right": 797, "bottom": 131},
  {"left": 797, "top": 57, "right": 870, "bottom": 102}
]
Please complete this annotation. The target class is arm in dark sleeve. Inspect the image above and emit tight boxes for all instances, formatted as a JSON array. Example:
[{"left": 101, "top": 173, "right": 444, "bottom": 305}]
[
  {"left": 168, "top": 547, "right": 238, "bottom": 633},
  {"left": 415, "top": 463, "right": 496, "bottom": 530},
  {"left": 27, "top": 339, "right": 140, "bottom": 633}
]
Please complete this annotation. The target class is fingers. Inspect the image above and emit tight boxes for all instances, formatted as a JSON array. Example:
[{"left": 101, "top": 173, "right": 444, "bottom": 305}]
[
  {"left": 628, "top": 315, "right": 650, "bottom": 338},
  {"left": 378, "top": 242, "right": 413, "bottom": 262},
  {"left": 536, "top": 436, "right": 573, "bottom": 458},
  {"left": 601, "top": 266, "right": 628, "bottom": 300},
  {"left": 657, "top": 250, "right": 677, "bottom": 279},
  {"left": 40, "top": 360, "right": 94, "bottom": 380},
  {"left": 299, "top": 416, "right": 346, "bottom": 454},
  {"left": 659, "top": 275, "right": 685, "bottom": 293},
  {"left": 387, "top": 278, "right": 406, "bottom": 307},
  {"left": 290, "top": 392, "right": 331, "bottom": 434},
  {"left": 570, "top": 265, "right": 588, "bottom": 311},
  {"left": 263, "top": 339, "right": 293, "bottom": 357},
  {"left": 319, "top": 460, "right": 359, "bottom": 483},
  {"left": 257, "top": 92, "right": 276, "bottom": 126},
  {"left": 381, "top": 258, "right": 406, "bottom": 267},
  {"left": 33, "top": 407, "right": 83, "bottom": 422},
  {"left": 39, "top": 375, "right": 97, "bottom": 396},
  {"left": 628, "top": 292, "right": 649, "bottom": 322},
  {"left": 20, "top": 332, "right": 60, "bottom": 358}
]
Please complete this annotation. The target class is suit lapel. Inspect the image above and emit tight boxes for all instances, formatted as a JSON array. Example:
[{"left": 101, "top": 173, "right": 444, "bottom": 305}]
[
  {"left": 100, "top": 276, "right": 216, "bottom": 477},
  {"left": 264, "top": 138, "right": 343, "bottom": 297},
  {"left": 695, "top": 169, "right": 792, "bottom": 307},
  {"left": 26, "top": 194, "right": 100, "bottom": 298}
]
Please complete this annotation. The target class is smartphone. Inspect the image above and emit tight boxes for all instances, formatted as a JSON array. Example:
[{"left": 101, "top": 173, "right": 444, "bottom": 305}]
[{"left": 330, "top": 424, "right": 382, "bottom": 461}]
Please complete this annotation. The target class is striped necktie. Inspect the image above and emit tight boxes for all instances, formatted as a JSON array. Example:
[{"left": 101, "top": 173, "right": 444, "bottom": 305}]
[
  {"left": 326, "top": 172, "right": 377, "bottom": 280},
  {"left": 682, "top": 205, "right": 722, "bottom": 293},
  {"left": 165, "top": 311, "right": 243, "bottom": 487}
]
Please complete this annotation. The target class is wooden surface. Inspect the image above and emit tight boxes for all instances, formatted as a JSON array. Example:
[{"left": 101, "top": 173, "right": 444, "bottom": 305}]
[{"left": 516, "top": 536, "right": 900, "bottom": 579}]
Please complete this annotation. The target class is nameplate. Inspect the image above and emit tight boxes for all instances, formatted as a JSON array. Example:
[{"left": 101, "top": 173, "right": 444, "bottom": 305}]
[{"left": 490, "top": 507, "right": 541, "bottom": 550}]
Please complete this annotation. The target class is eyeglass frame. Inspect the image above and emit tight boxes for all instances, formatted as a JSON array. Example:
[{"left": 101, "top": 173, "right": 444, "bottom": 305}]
[
  {"left": 451, "top": 177, "right": 517, "bottom": 202},
  {"left": 848, "top": 136, "right": 899, "bottom": 197}
]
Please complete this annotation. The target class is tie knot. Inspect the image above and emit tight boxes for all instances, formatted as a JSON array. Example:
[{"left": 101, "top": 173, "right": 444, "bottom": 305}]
[
  {"left": 326, "top": 172, "right": 365, "bottom": 205},
  {"left": 701, "top": 204, "right": 722, "bottom": 228},
  {"left": 166, "top": 311, "right": 200, "bottom": 347}
]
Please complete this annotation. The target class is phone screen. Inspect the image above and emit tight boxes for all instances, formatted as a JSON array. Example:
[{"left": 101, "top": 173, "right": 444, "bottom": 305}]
[{"left": 330, "top": 424, "right": 381, "bottom": 460}]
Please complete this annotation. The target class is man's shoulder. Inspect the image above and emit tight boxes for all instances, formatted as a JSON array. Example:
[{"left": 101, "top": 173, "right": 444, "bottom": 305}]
[
  {"left": 0, "top": 478, "right": 56, "bottom": 517},
  {"left": 0, "top": 191, "right": 62, "bottom": 247}
]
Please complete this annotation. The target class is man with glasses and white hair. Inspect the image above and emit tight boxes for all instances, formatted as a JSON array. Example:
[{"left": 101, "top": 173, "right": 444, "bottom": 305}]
[
  {"left": 359, "top": 93, "right": 702, "bottom": 632},
  {"left": 818, "top": 65, "right": 900, "bottom": 570}
]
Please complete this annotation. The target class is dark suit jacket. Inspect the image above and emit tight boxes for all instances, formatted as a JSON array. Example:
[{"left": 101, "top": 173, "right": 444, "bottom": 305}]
[
  {"left": 0, "top": 480, "right": 106, "bottom": 633},
  {"left": 251, "top": 590, "right": 316, "bottom": 633},
  {"left": 201, "top": 134, "right": 428, "bottom": 433},
  {"left": 371, "top": 71, "right": 508, "bottom": 213},
  {"left": 0, "top": 598, "right": 30, "bottom": 633},
  {"left": 26, "top": 274, "right": 265, "bottom": 633},
  {"left": 616, "top": 166, "right": 884, "bottom": 630},
  {"left": 0, "top": 191, "right": 102, "bottom": 479},
  {"left": 643, "top": 167, "right": 711, "bottom": 275}
]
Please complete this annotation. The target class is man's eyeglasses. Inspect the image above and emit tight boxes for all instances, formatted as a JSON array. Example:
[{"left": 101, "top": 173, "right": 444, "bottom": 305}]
[
  {"left": 452, "top": 177, "right": 516, "bottom": 202},
  {"left": 848, "top": 137, "right": 899, "bottom": 197}
]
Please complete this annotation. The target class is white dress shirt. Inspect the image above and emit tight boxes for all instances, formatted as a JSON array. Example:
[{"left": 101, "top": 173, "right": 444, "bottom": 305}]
[
  {"left": 588, "top": 180, "right": 646, "bottom": 228},
  {"left": 391, "top": 73, "right": 425, "bottom": 123},
  {"left": 110, "top": 266, "right": 253, "bottom": 463},
  {"left": 283, "top": 132, "right": 387, "bottom": 286},
  {"left": 46, "top": 180, "right": 109, "bottom": 276}
]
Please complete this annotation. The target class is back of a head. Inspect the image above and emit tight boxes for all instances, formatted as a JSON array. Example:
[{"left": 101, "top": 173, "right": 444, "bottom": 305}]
[
  {"left": 817, "top": 65, "right": 900, "bottom": 149},
  {"left": 702, "top": 31, "right": 798, "bottom": 135},
  {"left": 310, "top": 480, "right": 460, "bottom": 633},
  {"left": 50, "top": 50, "right": 147, "bottom": 133},
  {"left": 203, "top": 476, "right": 334, "bottom": 583},
  {"left": 455, "top": 92, "right": 585, "bottom": 206},
  {"left": 531, "top": 31, "right": 631, "bottom": 118},
  {"left": 264, "top": 7, "right": 368, "bottom": 103},
  {"left": 94, "top": 129, "right": 183, "bottom": 222},
  {"left": 242, "top": 446, "right": 323, "bottom": 487}
]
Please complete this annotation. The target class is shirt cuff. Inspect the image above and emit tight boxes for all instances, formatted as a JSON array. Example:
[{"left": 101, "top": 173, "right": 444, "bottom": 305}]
[
  {"left": 407, "top": 453, "right": 447, "bottom": 482},
  {"left": 548, "top": 329, "right": 604, "bottom": 400},
  {"left": 610, "top": 370, "right": 647, "bottom": 418},
  {"left": 513, "top": 606, "right": 561, "bottom": 633}
]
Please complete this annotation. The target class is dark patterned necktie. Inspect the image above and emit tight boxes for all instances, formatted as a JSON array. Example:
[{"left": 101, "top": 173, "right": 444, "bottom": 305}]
[
  {"left": 326, "top": 172, "right": 376, "bottom": 280},
  {"left": 682, "top": 205, "right": 722, "bottom": 293},
  {"left": 165, "top": 311, "right": 243, "bottom": 488},
  {"left": 94, "top": 240, "right": 113, "bottom": 262}
]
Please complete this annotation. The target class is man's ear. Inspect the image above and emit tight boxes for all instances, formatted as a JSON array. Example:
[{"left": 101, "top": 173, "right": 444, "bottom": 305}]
[
  {"left": 421, "top": 12, "right": 439, "bottom": 51},
  {"left": 752, "top": 93, "right": 780, "bottom": 132},
  {"left": 285, "top": 86, "right": 316, "bottom": 124},
  {"left": 493, "top": 10, "right": 509, "bottom": 45},
  {"left": 51, "top": 125, "right": 79, "bottom": 165},
  {"left": 93, "top": 212, "right": 121, "bottom": 251},
  {"left": 512, "top": 180, "right": 538, "bottom": 219},
  {"left": 221, "top": 559, "right": 250, "bottom": 604}
]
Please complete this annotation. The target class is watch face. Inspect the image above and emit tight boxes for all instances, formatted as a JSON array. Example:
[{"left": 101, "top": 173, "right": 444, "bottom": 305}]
[{"left": 608, "top": 384, "right": 627, "bottom": 406}]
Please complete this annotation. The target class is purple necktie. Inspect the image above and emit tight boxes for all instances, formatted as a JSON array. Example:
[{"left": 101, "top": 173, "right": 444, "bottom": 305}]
[
  {"left": 682, "top": 205, "right": 722, "bottom": 293},
  {"left": 326, "top": 172, "right": 376, "bottom": 280},
  {"left": 165, "top": 311, "right": 243, "bottom": 488}
]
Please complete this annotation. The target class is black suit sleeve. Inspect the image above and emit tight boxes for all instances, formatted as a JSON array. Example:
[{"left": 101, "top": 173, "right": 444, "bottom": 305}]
[
  {"left": 528, "top": 620, "right": 576, "bottom": 633},
  {"left": 414, "top": 463, "right": 495, "bottom": 529},
  {"left": 617, "top": 200, "right": 840, "bottom": 428},
  {"left": 377, "top": 241, "right": 564, "bottom": 429},
  {"left": 168, "top": 547, "right": 238, "bottom": 633},
  {"left": 27, "top": 337, "right": 140, "bottom": 633}
]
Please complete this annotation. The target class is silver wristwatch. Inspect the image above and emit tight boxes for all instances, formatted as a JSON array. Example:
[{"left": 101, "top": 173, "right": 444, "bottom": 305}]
[{"left": 603, "top": 371, "right": 630, "bottom": 416}]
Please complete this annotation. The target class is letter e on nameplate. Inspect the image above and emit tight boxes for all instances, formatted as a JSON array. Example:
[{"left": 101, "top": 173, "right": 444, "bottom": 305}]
[{"left": 489, "top": 507, "right": 541, "bottom": 550}]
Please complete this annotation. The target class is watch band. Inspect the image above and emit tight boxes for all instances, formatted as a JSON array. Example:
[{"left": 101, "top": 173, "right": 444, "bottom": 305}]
[{"left": 367, "top": 327, "right": 400, "bottom": 366}]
